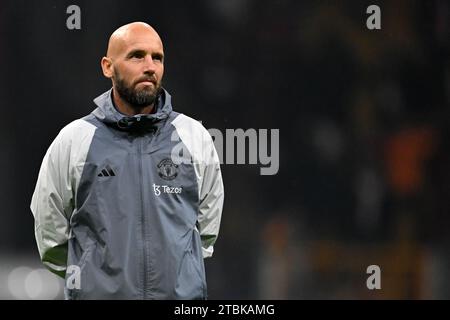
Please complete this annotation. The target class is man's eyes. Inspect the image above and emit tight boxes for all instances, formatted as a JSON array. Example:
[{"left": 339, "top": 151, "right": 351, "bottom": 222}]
[
  {"left": 152, "top": 55, "right": 163, "bottom": 62},
  {"left": 131, "top": 52, "right": 145, "bottom": 59},
  {"left": 129, "top": 53, "right": 163, "bottom": 62}
]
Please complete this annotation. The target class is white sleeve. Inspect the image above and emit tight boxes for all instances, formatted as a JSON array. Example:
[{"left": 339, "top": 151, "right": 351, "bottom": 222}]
[
  {"left": 30, "top": 125, "right": 75, "bottom": 277},
  {"left": 171, "top": 114, "right": 225, "bottom": 258},
  {"left": 197, "top": 133, "right": 224, "bottom": 258}
]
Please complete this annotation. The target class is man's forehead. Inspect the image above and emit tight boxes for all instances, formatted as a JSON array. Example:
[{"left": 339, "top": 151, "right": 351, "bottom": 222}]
[
  {"left": 107, "top": 23, "right": 163, "bottom": 57},
  {"left": 123, "top": 35, "right": 163, "bottom": 53}
]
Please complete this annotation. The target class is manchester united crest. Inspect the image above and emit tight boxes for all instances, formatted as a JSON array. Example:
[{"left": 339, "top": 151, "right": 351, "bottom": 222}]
[{"left": 157, "top": 158, "right": 179, "bottom": 180}]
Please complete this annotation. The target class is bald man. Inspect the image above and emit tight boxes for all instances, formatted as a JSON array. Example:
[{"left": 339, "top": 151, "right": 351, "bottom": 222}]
[{"left": 31, "top": 22, "right": 224, "bottom": 300}]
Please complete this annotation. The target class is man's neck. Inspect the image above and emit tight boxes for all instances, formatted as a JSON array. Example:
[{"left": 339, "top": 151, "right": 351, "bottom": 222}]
[{"left": 112, "top": 88, "right": 155, "bottom": 116}]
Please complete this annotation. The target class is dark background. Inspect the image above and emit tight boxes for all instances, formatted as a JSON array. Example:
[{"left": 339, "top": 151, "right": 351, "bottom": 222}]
[{"left": 0, "top": 0, "right": 449, "bottom": 299}]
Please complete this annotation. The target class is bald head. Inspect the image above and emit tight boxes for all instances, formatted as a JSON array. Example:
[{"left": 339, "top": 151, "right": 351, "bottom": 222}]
[
  {"left": 101, "top": 22, "right": 165, "bottom": 115},
  {"left": 106, "top": 22, "right": 163, "bottom": 59}
]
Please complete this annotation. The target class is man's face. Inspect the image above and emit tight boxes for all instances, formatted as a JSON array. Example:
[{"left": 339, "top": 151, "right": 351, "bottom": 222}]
[{"left": 106, "top": 27, "right": 165, "bottom": 108}]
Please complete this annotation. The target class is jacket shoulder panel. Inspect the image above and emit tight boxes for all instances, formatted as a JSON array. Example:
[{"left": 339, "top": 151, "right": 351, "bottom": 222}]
[
  {"left": 170, "top": 113, "right": 218, "bottom": 165},
  {"left": 51, "top": 118, "right": 98, "bottom": 199}
]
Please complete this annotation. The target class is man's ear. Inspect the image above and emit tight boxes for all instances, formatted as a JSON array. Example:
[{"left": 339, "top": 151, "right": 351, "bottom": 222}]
[{"left": 101, "top": 57, "right": 113, "bottom": 78}]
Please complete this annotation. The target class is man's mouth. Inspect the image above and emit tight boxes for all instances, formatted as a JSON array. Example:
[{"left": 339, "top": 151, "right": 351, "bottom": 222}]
[
  {"left": 136, "top": 78, "right": 156, "bottom": 86},
  {"left": 138, "top": 81, "right": 154, "bottom": 85}
]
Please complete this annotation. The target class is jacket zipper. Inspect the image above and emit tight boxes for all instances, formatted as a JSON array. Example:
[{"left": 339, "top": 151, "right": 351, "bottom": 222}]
[
  {"left": 139, "top": 128, "right": 158, "bottom": 299},
  {"left": 138, "top": 136, "right": 148, "bottom": 299}
]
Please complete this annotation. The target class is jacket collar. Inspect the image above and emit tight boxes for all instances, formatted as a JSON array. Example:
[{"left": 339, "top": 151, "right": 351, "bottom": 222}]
[{"left": 92, "top": 87, "right": 173, "bottom": 125}]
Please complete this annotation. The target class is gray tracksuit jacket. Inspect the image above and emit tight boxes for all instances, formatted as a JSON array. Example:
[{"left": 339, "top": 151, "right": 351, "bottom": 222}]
[{"left": 30, "top": 88, "right": 224, "bottom": 300}]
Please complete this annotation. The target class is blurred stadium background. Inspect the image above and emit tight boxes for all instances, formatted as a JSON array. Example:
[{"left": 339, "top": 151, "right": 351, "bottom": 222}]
[{"left": 0, "top": 0, "right": 449, "bottom": 299}]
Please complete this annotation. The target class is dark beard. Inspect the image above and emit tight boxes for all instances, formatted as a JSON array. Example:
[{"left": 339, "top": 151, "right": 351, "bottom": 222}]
[{"left": 113, "top": 70, "right": 162, "bottom": 109}]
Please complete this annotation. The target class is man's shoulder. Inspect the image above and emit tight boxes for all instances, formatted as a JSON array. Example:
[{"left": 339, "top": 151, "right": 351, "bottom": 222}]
[
  {"left": 60, "top": 117, "right": 96, "bottom": 133},
  {"left": 54, "top": 117, "right": 98, "bottom": 144},
  {"left": 171, "top": 112, "right": 210, "bottom": 136}
]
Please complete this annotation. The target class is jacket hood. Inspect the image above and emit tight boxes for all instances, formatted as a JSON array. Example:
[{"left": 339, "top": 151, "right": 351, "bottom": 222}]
[{"left": 92, "top": 88, "right": 173, "bottom": 134}]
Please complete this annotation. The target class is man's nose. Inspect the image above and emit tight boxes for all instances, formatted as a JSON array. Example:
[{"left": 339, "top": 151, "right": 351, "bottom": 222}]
[{"left": 142, "top": 56, "right": 157, "bottom": 73}]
